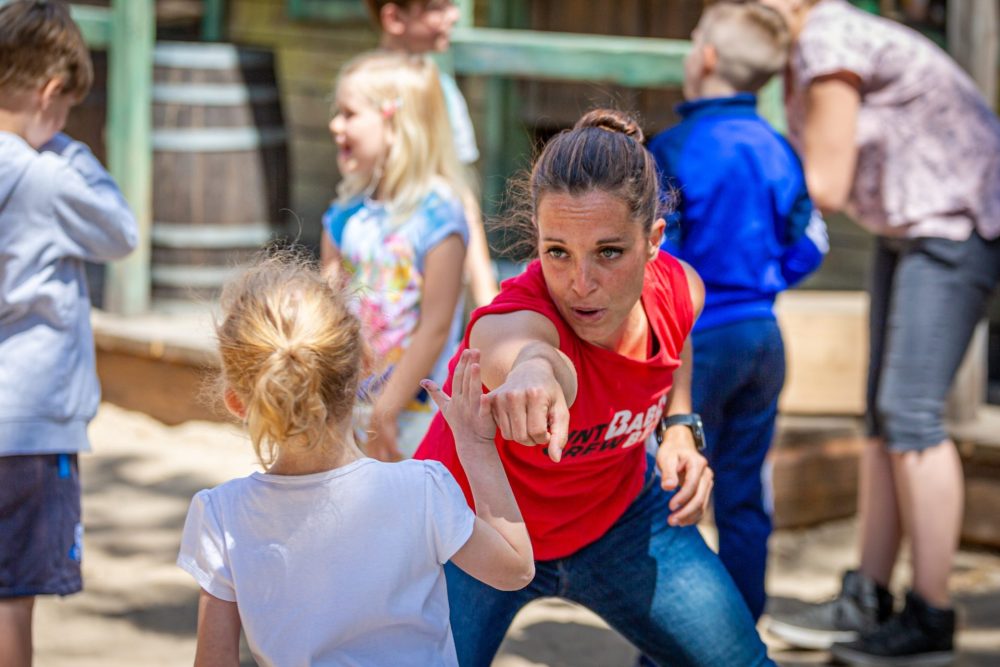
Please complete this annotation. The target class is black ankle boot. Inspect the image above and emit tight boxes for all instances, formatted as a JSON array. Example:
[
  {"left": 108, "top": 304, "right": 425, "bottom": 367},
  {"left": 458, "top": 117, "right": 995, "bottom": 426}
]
[
  {"left": 830, "top": 590, "right": 956, "bottom": 666},
  {"left": 767, "top": 569, "right": 895, "bottom": 649}
]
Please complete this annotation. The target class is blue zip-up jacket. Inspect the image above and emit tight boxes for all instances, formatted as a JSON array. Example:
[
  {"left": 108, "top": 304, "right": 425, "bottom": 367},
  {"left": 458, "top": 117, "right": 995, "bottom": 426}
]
[
  {"left": 648, "top": 94, "right": 828, "bottom": 333},
  {"left": 0, "top": 132, "right": 137, "bottom": 456}
]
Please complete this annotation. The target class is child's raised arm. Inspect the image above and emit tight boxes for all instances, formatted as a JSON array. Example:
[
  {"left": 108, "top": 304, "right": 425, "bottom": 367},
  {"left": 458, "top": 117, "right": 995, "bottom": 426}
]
[
  {"left": 39, "top": 133, "right": 137, "bottom": 262},
  {"left": 422, "top": 349, "right": 534, "bottom": 591}
]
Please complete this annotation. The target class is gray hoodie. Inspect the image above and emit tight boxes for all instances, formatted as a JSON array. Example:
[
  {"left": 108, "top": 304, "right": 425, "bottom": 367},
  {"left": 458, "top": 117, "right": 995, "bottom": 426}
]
[{"left": 0, "top": 131, "right": 137, "bottom": 456}]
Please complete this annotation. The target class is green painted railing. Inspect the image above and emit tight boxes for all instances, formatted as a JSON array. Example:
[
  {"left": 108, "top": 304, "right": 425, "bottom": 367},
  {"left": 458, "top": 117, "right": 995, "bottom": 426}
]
[
  {"left": 286, "top": 0, "right": 368, "bottom": 22},
  {"left": 449, "top": 28, "right": 690, "bottom": 87},
  {"left": 67, "top": 4, "right": 113, "bottom": 46},
  {"left": 201, "top": 0, "right": 227, "bottom": 41}
]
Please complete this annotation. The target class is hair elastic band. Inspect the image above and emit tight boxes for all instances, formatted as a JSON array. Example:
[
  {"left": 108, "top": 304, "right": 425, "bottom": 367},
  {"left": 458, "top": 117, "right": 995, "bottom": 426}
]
[{"left": 380, "top": 97, "right": 403, "bottom": 119}]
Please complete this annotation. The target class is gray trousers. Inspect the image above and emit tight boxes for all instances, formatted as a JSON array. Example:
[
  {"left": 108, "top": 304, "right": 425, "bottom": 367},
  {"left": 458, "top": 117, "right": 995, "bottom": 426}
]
[{"left": 866, "top": 232, "right": 1000, "bottom": 451}]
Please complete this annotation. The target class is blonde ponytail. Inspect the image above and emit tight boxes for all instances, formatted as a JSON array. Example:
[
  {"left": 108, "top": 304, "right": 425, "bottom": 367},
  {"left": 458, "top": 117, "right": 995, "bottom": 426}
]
[{"left": 217, "top": 250, "right": 366, "bottom": 467}]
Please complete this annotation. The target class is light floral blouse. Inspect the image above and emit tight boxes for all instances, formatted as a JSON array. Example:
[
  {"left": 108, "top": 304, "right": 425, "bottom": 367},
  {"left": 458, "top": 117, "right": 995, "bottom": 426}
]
[{"left": 786, "top": 0, "right": 1000, "bottom": 241}]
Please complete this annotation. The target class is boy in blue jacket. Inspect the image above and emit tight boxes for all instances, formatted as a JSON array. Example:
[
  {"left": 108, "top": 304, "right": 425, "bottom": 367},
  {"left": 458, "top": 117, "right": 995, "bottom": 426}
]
[
  {"left": 0, "top": 2, "right": 137, "bottom": 664},
  {"left": 648, "top": 1, "right": 828, "bottom": 621}
]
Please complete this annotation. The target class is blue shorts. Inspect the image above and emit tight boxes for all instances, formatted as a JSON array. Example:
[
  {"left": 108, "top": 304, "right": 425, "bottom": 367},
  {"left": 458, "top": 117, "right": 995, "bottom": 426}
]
[{"left": 0, "top": 454, "right": 83, "bottom": 598}]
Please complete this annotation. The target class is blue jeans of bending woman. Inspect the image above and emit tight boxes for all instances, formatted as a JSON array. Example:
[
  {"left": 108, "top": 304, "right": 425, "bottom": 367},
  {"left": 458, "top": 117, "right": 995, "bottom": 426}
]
[
  {"left": 444, "top": 456, "right": 774, "bottom": 667},
  {"left": 691, "top": 318, "right": 785, "bottom": 621}
]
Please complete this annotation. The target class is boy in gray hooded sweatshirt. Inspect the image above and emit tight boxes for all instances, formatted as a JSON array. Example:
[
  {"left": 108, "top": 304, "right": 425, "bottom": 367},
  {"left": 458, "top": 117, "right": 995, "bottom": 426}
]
[{"left": 0, "top": 2, "right": 137, "bottom": 663}]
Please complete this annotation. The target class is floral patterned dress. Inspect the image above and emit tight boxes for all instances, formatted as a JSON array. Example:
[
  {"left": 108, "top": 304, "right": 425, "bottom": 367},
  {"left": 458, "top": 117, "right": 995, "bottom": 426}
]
[{"left": 323, "top": 184, "right": 468, "bottom": 454}]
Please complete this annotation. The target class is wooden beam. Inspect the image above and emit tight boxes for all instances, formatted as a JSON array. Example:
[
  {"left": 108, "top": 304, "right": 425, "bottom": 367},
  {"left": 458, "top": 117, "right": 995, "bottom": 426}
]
[
  {"left": 69, "top": 4, "right": 112, "bottom": 48},
  {"left": 0, "top": 2, "right": 110, "bottom": 48},
  {"left": 103, "top": 0, "right": 154, "bottom": 315},
  {"left": 455, "top": 0, "right": 474, "bottom": 28},
  {"left": 480, "top": 0, "right": 531, "bottom": 217},
  {"left": 201, "top": 0, "right": 226, "bottom": 41},
  {"left": 947, "top": 0, "right": 999, "bottom": 109},
  {"left": 286, "top": 0, "right": 368, "bottom": 22},
  {"left": 757, "top": 75, "right": 787, "bottom": 134},
  {"left": 450, "top": 27, "right": 689, "bottom": 87}
]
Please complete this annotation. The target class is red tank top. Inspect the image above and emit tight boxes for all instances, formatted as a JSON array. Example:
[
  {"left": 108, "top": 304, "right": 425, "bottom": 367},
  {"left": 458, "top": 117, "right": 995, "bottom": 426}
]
[{"left": 414, "top": 251, "right": 694, "bottom": 559}]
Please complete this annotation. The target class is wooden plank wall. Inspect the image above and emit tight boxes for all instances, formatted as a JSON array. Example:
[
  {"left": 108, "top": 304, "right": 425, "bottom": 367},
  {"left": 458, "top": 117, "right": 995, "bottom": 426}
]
[
  {"left": 522, "top": 1, "right": 699, "bottom": 135},
  {"left": 228, "top": 0, "right": 379, "bottom": 247}
]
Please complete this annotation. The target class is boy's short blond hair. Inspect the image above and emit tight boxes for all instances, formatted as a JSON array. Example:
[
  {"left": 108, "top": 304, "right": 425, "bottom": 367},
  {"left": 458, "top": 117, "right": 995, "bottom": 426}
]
[
  {"left": 0, "top": 0, "right": 93, "bottom": 100},
  {"left": 700, "top": 1, "right": 790, "bottom": 93}
]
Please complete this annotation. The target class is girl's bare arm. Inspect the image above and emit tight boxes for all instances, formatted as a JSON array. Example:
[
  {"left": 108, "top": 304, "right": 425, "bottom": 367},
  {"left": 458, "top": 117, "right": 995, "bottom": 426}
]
[
  {"left": 424, "top": 350, "right": 534, "bottom": 591},
  {"left": 193, "top": 590, "right": 241, "bottom": 667}
]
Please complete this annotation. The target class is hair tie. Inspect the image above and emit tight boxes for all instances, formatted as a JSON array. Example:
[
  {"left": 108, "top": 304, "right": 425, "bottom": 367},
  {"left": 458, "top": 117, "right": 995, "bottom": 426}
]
[{"left": 380, "top": 97, "right": 403, "bottom": 119}]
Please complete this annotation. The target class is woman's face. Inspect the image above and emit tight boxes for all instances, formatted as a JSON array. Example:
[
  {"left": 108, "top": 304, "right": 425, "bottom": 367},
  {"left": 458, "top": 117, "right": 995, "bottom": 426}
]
[{"left": 537, "top": 190, "right": 664, "bottom": 350}]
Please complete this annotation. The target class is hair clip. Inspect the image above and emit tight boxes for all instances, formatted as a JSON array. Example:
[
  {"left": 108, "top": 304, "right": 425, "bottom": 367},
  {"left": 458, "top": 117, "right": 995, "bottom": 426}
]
[{"left": 380, "top": 97, "right": 403, "bottom": 119}]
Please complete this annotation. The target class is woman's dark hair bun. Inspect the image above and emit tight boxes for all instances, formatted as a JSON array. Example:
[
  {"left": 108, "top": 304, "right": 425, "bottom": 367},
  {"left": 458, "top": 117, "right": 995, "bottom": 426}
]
[{"left": 574, "top": 108, "right": 644, "bottom": 143}]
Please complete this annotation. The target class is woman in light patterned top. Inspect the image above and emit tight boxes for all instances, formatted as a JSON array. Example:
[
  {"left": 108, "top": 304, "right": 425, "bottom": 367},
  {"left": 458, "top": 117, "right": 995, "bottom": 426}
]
[{"left": 759, "top": 1, "right": 1000, "bottom": 665}]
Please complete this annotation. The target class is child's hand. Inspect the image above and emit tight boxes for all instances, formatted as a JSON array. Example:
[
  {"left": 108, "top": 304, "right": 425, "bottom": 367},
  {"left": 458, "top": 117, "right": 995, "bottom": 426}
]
[{"left": 421, "top": 349, "right": 496, "bottom": 445}]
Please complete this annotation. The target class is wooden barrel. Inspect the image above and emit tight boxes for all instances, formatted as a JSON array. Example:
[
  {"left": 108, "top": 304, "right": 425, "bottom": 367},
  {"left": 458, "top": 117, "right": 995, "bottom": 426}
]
[{"left": 151, "top": 42, "right": 289, "bottom": 305}]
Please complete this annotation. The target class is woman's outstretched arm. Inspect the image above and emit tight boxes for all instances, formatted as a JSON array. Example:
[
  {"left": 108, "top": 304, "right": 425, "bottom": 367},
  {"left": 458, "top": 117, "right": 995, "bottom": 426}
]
[{"left": 469, "top": 311, "right": 577, "bottom": 462}]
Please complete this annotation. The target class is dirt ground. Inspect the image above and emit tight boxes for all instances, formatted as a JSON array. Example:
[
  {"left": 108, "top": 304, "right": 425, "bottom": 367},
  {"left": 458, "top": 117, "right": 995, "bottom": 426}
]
[{"left": 32, "top": 403, "right": 1000, "bottom": 666}]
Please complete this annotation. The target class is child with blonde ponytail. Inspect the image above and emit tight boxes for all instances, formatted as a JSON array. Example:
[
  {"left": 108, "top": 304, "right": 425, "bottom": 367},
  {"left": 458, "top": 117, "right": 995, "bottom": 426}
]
[
  {"left": 321, "top": 51, "right": 471, "bottom": 462},
  {"left": 177, "top": 251, "right": 532, "bottom": 667}
]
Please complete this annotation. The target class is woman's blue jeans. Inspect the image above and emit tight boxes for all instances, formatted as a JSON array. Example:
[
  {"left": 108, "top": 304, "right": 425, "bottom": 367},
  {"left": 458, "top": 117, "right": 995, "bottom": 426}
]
[{"left": 444, "top": 457, "right": 774, "bottom": 667}]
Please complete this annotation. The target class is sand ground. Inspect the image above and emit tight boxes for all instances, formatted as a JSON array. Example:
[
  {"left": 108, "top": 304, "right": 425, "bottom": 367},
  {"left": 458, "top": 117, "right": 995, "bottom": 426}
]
[{"left": 31, "top": 403, "right": 1000, "bottom": 666}]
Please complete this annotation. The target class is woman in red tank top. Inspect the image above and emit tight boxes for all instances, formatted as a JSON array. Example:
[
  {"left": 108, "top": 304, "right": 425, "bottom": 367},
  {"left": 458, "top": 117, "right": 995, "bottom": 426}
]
[{"left": 414, "top": 109, "right": 775, "bottom": 666}]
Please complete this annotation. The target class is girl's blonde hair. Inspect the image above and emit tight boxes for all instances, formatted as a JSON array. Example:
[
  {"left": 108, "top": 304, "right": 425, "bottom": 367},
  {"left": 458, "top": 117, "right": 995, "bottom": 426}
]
[
  {"left": 216, "top": 250, "right": 366, "bottom": 467},
  {"left": 334, "top": 51, "right": 471, "bottom": 224}
]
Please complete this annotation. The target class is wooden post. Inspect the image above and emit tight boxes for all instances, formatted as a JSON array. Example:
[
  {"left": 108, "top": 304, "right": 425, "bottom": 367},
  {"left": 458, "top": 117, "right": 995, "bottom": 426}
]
[
  {"left": 201, "top": 0, "right": 226, "bottom": 41},
  {"left": 455, "top": 0, "right": 474, "bottom": 28},
  {"left": 480, "top": 0, "right": 531, "bottom": 218},
  {"left": 757, "top": 75, "right": 786, "bottom": 134},
  {"left": 947, "top": 0, "right": 999, "bottom": 108},
  {"left": 104, "top": 0, "right": 153, "bottom": 315},
  {"left": 942, "top": 0, "right": 998, "bottom": 423}
]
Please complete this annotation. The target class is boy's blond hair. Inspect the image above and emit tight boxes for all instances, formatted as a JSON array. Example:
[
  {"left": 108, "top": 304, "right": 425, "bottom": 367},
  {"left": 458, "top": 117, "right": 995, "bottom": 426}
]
[
  {"left": 0, "top": 0, "right": 93, "bottom": 100},
  {"left": 217, "top": 250, "right": 367, "bottom": 468},
  {"left": 334, "top": 51, "right": 470, "bottom": 225},
  {"left": 701, "top": 1, "right": 790, "bottom": 93}
]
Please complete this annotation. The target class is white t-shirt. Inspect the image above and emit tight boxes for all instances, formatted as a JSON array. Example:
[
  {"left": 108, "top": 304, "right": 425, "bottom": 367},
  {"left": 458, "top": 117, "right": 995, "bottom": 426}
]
[
  {"left": 177, "top": 458, "right": 475, "bottom": 667},
  {"left": 438, "top": 71, "right": 479, "bottom": 165}
]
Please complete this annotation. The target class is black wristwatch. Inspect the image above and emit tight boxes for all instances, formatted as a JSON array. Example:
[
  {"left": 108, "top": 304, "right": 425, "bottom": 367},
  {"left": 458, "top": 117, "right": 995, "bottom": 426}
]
[{"left": 656, "top": 413, "right": 706, "bottom": 451}]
